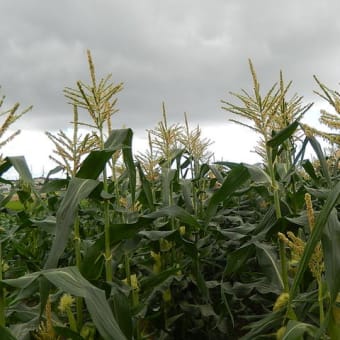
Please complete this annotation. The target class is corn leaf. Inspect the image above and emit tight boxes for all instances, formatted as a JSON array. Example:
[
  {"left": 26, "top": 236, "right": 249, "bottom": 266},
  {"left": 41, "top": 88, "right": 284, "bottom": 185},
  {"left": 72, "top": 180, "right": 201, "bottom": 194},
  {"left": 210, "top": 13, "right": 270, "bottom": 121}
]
[
  {"left": 145, "top": 205, "right": 201, "bottom": 229},
  {"left": 0, "top": 326, "right": 17, "bottom": 340},
  {"left": 322, "top": 209, "right": 340, "bottom": 301},
  {"left": 206, "top": 164, "right": 250, "bottom": 221},
  {"left": 266, "top": 120, "right": 299, "bottom": 149},
  {"left": 282, "top": 320, "right": 318, "bottom": 339},
  {"left": 306, "top": 134, "right": 332, "bottom": 187},
  {"left": 44, "top": 177, "right": 99, "bottom": 269},
  {"left": 7, "top": 156, "right": 34, "bottom": 184},
  {"left": 290, "top": 181, "right": 340, "bottom": 300}
]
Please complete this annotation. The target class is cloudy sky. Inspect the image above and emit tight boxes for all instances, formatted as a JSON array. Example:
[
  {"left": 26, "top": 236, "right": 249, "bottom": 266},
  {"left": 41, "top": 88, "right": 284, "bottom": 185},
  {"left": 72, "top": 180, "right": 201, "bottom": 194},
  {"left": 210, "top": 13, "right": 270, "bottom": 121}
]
[{"left": 1, "top": 0, "right": 339, "bottom": 177}]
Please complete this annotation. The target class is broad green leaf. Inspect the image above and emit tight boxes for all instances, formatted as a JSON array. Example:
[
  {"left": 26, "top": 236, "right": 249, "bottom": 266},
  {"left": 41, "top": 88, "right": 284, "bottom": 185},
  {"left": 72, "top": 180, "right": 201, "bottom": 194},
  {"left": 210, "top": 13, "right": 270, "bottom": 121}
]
[
  {"left": 0, "top": 326, "right": 17, "bottom": 340},
  {"left": 44, "top": 267, "right": 126, "bottom": 340},
  {"left": 307, "top": 134, "right": 332, "bottom": 187},
  {"left": 136, "top": 162, "right": 154, "bottom": 211},
  {"left": 138, "top": 230, "right": 176, "bottom": 241},
  {"left": 192, "top": 257, "right": 210, "bottom": 302},
  {"left": 266, "top": 120, "right": 299, "bottom": 149},
  {"left": 7, "top": 156, "right": 34, "bottom": 184},
  {"left": 40, "top": 179, "right": 68, "bottom": 193},
  {"left": 46, "top": 165, "right": 64, "bottom": 178},
  {"left": 76, "top": 150, "right": 114, "bottom": 179},
  {"left": 2, "top": 272, "right": 40, "bottom": 289},
  {"left": 206, "top": 164, "right": 250, "bottom": 221},
  {"left": 145, "top": 205, "right": 201, "bottom": 229},
  {"left": 301, "top": 160, "right": 319, "bottom": 183},
  {"left": 140, "top": 267, "right": 180, "bottom": 293},
  {"left": 76, "top": 129, "right": 136, "bottom": 202},
  {"left": 31, "top": 216, "right": 56, "bottom": 235},
  {"left": 322, "top": 209, "right": 340, "bottom": 301},
  {"left": 4, "top": 267, "right": 127, "bottom": 340},
  {"left": 81, "top": 217, "right": 151, "bottom": 279},
  {"left": 105, "top": 129, "right": 136, "bottom": 203},
  {"left": 180, "top": 179, "right": 194, "bottom": 213},
  {"left": 111, "top": 287, "right": 133, "bottom": 340},
  {"left": 254, "top": 241, "right": 284, "bottom": 289},
  {"left": 282, "top": 320, "right": 318, "bottom": 339},
  {"left": 290, "top": 181, "right": 340, "bottom": 300},
  {"left": 225, "top": 244, "right": 255, "bottom": 276},
  {"left": 11, "top": 318, "right": 40, "bottom": 340},
  {"left": 44, "top": 177, "right": 99, "bottom": 269},
  {"left": 161, "top": 168, "right": 176, "bottom": 206}
]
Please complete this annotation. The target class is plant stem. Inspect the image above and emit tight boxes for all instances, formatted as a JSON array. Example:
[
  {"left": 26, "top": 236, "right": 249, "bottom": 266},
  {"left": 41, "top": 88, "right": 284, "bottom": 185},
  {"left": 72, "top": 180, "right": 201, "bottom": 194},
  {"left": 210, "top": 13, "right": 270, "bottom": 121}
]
[
  {"left": 104, "top": 197, "right": 113, "bottom": 282},
  {"left": 318, "top": 278, "right": 324, "bottom": 324},
  {"left": 100, "top": 127, "right": 113, "bottom": 282},
  {"left": 266, "top": 146, "right": 289, "bottom": 293}
]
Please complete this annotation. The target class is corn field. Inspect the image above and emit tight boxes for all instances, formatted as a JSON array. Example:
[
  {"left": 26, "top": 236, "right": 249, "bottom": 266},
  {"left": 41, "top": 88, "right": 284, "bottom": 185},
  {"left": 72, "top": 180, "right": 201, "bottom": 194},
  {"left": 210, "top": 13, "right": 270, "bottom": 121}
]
[{"left": 0, "top": 53, "right": 339, "bottom": 339}]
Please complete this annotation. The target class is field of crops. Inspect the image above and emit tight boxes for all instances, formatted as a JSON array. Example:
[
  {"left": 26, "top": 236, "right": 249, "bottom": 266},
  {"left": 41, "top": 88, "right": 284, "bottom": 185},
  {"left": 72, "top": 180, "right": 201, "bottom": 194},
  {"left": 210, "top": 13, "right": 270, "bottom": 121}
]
[{"left": 0, "top": 53, "right": 339, "bottom": 339}]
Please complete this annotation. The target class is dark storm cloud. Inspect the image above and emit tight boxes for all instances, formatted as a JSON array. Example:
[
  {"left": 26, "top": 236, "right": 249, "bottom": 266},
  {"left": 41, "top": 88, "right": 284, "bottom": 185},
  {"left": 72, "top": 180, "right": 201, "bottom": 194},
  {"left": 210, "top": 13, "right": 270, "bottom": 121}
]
[{"left": 1, "top": 0, "right": 340, "bottom": 135}]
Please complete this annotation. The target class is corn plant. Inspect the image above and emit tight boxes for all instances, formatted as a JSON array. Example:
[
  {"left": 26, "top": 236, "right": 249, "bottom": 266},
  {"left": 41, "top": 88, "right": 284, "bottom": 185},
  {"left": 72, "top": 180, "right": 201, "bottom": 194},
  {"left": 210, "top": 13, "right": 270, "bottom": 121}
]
[
  {"left": 64, "top": 50, "right": 123, "bottom": 282},
  {"left": 1, "top": 55, "right": 340, "bottom": 339}
]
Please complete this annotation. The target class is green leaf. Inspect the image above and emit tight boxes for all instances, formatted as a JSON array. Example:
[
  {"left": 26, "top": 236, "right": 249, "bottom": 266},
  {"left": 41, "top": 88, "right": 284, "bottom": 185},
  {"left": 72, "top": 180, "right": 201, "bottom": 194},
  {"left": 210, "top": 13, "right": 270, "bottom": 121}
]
[
  {"left": 81, "top": 218, "right": 150, "bottom": 279},
  {"left": 322, "top": 209, "right": 340, "bottom": 301},
  {"left": 76, "top": 129, "right": 136, "bottom": 202},
  {"left": 301, "top": 160, "right": 319, "bottom": 183},
  {"left": 4, "top": 267, "right": 127, "bottom": 340},
  {"left": 44, "top": 177, "right": 99, "bottom": 269},
  {"left": 206, "top": 164, "right": 250, "bottom": 221},
  {"left": 282, "top": 320, "right": 318, "bottom": 339},
  {"left": 111, "top": 287, "right": 133, "bottom": 340},
  {"left": 40, "top": 179, "right": 68, "bottom": 193},
  {"left": 307, "top": 134, "right": 332, "bottom": 187},
  {"left": 225, "top": 244, "right": 255, "bottom": 276},
  {"left": 138, "top": 230, "right": 176, "bottom": 241},
  {"left": 44, "top": 267, "right": 127, "bottom": 340},
  {"left": 254, "top": 241, "right": 284, "bottom": 289},
  {"left": 145, "top": 205, "right": 201, "bottom": 229},
  {"left": 136, "top": 162, "right": 154, "bottom": 211},
  {"left": 0, "top": 326, "right": 17, "bottom": 340},
  {"left": 161, "top": 168, "right": 176, "bottom": 206},
  {"left": 266, "top": 120, "right": 299, "bottom": 149},
  {"left": 105, "top": 128, "right": 136, "bottom": 203},
  {"left": 290, "top": 181, "right": 340, "bottom": 300},
  {"left": 7, "top": 156, "right": 34, "bottom": 184}
]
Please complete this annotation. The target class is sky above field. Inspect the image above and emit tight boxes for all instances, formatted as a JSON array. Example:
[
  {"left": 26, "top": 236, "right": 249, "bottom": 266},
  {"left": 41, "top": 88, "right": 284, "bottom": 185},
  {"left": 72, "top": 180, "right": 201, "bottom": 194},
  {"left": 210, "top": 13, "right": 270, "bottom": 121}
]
[{"left": 1, "top": 0, "right": 339, "bottom": 177}]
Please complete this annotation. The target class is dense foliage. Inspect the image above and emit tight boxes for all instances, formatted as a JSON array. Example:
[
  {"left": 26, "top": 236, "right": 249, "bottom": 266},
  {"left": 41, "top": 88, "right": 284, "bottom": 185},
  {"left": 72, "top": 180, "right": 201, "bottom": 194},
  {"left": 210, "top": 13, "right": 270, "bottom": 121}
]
[{"left": 0, "top": 54, "right": 339, "bottom": 339}]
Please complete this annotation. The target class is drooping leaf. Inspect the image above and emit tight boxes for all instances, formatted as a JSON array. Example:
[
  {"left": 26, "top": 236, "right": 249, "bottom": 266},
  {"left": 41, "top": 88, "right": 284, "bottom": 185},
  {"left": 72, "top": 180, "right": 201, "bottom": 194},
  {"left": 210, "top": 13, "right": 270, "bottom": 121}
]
[
  {"left": 306, "top": 134, "right": 332, "bottom": 187},
  {"left": 81, "top": 217, "right": 151, "bottom": 279},
  {"left": 225, "top": 244, "right": 255, "bottom": 276},
  {"left": 7, "top": 156, "right": 34, "bottom": 184},
  {"left": 138, "top": 230, "right": 176, "bottom": 241},
  {"left": 266, "top": 120, "right": 299, "bottom": 149},
  {"left": 254, "top": 241, "right": 284, "bottom": 289},
  {"left": 44, "top": 177, "right": 99, "bottom": 269},
  {"left": 76, "top": 129, "right": 136, "bottom": 202},
  {"left": 144, "top": 205, "right": 201, "bottom": 229},
  {"left": 282, "top": 320, "right": 318, "bottom": 339},
  {"left": 206, "top": 164, "right": 250, "bottom": 221},
  {"left": 4, "top": 267, "right": 127, "bottom": 340}
]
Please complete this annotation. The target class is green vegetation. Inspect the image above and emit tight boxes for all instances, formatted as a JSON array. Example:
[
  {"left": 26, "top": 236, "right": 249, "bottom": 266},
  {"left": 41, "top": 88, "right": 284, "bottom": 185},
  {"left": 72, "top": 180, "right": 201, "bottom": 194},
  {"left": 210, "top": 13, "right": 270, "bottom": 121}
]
[{"left": 0, "top": 52, "right": 339, "bottom": 339}]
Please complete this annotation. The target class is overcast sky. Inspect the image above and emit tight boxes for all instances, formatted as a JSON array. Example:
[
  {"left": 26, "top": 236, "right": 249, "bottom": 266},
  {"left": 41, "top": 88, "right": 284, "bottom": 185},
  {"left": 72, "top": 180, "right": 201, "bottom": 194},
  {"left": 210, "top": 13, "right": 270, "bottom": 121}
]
[{"left": 1, "top": 0, "right": 339, "bottom": 177}]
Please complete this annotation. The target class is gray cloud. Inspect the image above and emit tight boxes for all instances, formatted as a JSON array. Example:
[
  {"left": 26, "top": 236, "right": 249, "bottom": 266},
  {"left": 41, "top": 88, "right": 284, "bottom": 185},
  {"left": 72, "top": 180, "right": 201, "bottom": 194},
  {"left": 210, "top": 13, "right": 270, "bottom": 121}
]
[{"left": 1, "top": 0, "right": 340, "bottom": 138}]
